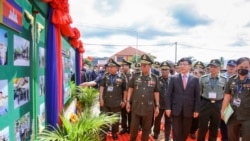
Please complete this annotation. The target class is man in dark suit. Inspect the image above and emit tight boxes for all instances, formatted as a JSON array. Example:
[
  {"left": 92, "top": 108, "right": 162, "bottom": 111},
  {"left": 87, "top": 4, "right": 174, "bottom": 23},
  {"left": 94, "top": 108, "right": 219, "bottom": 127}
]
[{"left": 165, "top": 57, "right": 200, "bottom": 141}]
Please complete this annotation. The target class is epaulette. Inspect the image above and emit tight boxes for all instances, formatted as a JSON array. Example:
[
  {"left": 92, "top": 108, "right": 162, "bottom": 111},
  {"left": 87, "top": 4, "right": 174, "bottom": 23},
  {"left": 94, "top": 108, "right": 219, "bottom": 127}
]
[
  {"left": 200, "top": 74, "right": 209, "bottom": 79},
  {"left": 219, "top": 74, "right": 227, "bottom": 79},
  {"left": 151, "top": 73, "right": 158, "bottom": 78},
  {"left": 229, "top": 74, "right": 237, "bottom": 79}
]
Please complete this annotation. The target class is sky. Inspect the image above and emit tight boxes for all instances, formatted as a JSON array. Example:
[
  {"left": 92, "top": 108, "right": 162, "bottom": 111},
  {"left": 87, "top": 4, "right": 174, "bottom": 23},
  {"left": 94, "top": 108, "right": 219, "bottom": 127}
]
[{"left": 69, "top": 0, "right": 250, "bottom": 63}]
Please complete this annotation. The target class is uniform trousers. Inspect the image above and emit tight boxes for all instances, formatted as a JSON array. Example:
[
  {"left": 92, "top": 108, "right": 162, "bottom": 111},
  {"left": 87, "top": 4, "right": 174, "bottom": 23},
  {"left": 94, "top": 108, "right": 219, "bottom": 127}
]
[
  {"left": 130, "top": 111, "right": 154, "bottom": 141},
  {"left": 220, "top": 119, "right": 228, "bottom": 141},
  {"left": 227, "top": 112, "right": 250, "bottom": 141},
  {"left": 198, "top": 99, "right": 221, "bottom": 141},
  {"left": 153, "top": 108, "right": 171, "bottom": 140},
  {"left": 101, "top": 106, "right": 121, "bottom": 135},
  {"left": 121, "top": 106, "right": 131, "bottom": 131}
]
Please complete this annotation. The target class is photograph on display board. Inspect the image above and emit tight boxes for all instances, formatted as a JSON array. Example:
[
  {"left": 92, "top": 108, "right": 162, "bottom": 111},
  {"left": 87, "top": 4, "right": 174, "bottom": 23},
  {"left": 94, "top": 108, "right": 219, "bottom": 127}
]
[
  {"left": 14, "top": 112, "right": 31, "bottom": 141},
  {"left": 39, "top": 76, "right": 45, "bottom": 96},
  {"left": 0, "top": 126, "right": 9, "bottom": 141},
  {"left": 64, "top": 87, "right": 71, "bottom": 103},
  {"left": 13, "top": 35, "right": 30, "bottom": 66},
  {"left": 0, "top": 28, "right": 8, "bottom": 66},
  {"left": 39, "top": 47, "right": 45, "bottom": 68},
  {"left": 38, "top": 103, "right": 45, "bottom": 133},
  {"left": 13, "top": 77, "right": 30, "bottom": 109},
  {"left": 63, "top": 48, "right": 73, "bottom": 71},
  {"left": 0, "top": 80, "right": 8, "bottom": 117},
  {"left": 70, "top": 48, "right": 75, "bottom": 73}
]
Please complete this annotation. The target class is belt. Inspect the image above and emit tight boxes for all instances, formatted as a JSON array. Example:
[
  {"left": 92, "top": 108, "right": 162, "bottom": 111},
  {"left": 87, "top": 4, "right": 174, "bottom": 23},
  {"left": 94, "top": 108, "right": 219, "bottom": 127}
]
[{"left": 201, "top": 97, "right": 223, "bottom": 103}]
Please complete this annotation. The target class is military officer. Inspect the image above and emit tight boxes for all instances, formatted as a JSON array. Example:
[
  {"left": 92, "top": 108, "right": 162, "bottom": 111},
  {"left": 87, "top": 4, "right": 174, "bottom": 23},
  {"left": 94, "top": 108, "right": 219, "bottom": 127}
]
[
  {"left": 99, "top": 58, "right": 128, "bottom": 140},
  {"left": 193, "top": 61, "right": 205, "bottom": 70},
  {"left": 220, "top": 59, "right": 237, "bottom": 141},
  {"left": 152, "top": 61, "right": 161, "bottom": 76},
  {"left": 221, "top": 57, "right": 250, "bottom": 141},
  {"left": 198, "top": 59, "right": 227, "bottom": 141},
  {"left": 126, "top": 54, "right": 160, "bottom": 141},
  {"left": 152, "top": 61, "right": 172, "bottom": 141},
  {"left": 120, "top": 59, "right": 133, "bottom": 134},
  {"left": 189, "top": 61, "right": 205, "bottom": 139},
  {"left": 134, "top": 63, "right": 141, "bottom": 73}
]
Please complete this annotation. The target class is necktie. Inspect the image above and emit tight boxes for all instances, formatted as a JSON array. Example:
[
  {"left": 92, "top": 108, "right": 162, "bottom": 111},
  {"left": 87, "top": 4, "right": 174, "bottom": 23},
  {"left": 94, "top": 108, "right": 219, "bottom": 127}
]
[{"left": 183, "top": 75, "right": 187, "bottom": 89}]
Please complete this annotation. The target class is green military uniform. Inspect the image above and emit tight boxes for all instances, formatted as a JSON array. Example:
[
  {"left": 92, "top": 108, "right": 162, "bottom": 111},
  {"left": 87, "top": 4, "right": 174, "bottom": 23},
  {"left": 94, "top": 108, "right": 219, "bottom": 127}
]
[
  {"left": 152, "top": 61, "right": 172, "bottom": 140},
  {"left": 99, "top": 58, "right": 127, "bottom": 140},
  {"left": 128, "top": 54, "right": 160, "bottom": 141},
  {"left": 198, "top": 59, "right": 227, "bottom": 141},
  {"left": 120, "top": 59, "right": 132, "bottom": 134},
  {"left": 224, "top": 74, "right": 250, "bottom": 140}
]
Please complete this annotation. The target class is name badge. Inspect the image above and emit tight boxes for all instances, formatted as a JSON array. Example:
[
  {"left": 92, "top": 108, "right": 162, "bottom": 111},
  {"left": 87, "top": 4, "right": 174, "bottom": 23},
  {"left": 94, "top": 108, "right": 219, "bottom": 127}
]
[
  {"left": 233, "top": 97, "right": 241, "bottom": 107},
  {"left": 107, "top": 86, "right": 114, "bottom": 92},
  {"left": 208, "top": 92, "right": 216, "bottom": 99}
]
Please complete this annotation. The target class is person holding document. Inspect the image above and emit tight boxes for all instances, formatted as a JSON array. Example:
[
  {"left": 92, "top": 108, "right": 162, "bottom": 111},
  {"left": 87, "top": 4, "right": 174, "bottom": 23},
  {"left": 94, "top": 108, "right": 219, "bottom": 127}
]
[{"left": 221, "top": 57, "right": 250, "bottom": 141}]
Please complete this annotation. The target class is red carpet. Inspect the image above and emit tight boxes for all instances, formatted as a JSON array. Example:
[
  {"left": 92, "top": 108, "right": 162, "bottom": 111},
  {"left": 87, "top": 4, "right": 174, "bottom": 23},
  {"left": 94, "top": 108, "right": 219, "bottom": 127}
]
[{"left": 105, "top": 130, "right": 222, "bottom": 141}]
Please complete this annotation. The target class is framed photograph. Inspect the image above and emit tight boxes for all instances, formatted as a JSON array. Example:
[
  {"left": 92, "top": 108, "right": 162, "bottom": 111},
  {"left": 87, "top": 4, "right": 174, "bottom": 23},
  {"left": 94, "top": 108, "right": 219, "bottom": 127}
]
[
  {"left": 39, "top": 47, "right": 45, "bottom": 68},
  {"left": 38, "top": 103, "right": 45, "bottom": 133},
  {"left": 0, "top": 28, "right": 8, "bottom": 66},
  {"left": 0, "top": 80, "right": 8, "bottom": 117},
  {"left": 13, "top": 77, "right": 30, "bottom": 109},
  {"left": 39, "top": 76, "right": 45, "bottom": 96},
  {"left": 0, "top": 126, "right": 9, "bottom": 141},
  {"left": 15, "top": 112, "right": 31, "bottom": 141},
  {"left": 13, "top": 35, "right": 30, "bottom": 66}
]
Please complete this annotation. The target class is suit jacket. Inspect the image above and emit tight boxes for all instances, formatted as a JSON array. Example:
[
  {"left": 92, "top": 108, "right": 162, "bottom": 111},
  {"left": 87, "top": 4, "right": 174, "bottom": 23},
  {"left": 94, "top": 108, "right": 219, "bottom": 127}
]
[{"left": 165, "top": 73, "right": 200, "bottom": 118}]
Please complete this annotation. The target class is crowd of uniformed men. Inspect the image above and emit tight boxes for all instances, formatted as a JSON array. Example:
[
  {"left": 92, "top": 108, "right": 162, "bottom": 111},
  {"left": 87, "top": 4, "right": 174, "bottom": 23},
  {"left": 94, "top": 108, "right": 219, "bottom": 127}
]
[{"left": 80, "top": 54, "right": 250, "bottom": 141}]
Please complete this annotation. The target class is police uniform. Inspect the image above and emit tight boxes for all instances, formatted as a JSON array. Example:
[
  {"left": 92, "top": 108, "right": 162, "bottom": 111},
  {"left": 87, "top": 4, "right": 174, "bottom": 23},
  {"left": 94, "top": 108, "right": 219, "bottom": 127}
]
[
  {"left": 224, "top": 74, "right": 250, "bottom": 140},
  {"left": 99, "top": 58, "right": 127, "bottom": 140},
  {"left": 198, "top": 59, "right": 227, "bottom": 141},
  {"left": 152, "top": 61, "right": 172, "bottom": 140},
  {"left": 128, "top": 54, "right": 160, "bottom": 141},
  {"left": 120, "top": 59, "right": 133, "bottom": 134}
]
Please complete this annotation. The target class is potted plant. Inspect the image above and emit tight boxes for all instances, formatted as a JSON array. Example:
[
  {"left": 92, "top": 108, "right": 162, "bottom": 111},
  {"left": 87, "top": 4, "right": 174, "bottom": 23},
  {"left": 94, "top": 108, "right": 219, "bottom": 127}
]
[{"left": 37, "top": 109, "right": 118, "bottom": 141}]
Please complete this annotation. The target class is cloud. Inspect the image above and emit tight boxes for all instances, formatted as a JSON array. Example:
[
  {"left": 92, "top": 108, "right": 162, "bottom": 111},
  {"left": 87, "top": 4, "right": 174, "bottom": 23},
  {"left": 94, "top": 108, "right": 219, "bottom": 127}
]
[
  {"left": 93, "top": 0, "right": 122, "bottom": 16},
  {"left": 171, "top": 5, "right": 212, "bottom": 28},
  {"left": 244, "top": 21, "right": 250, "bottom": 27},
  {"left": 230, "top": 39, "right": 248, "bottom": 47}
]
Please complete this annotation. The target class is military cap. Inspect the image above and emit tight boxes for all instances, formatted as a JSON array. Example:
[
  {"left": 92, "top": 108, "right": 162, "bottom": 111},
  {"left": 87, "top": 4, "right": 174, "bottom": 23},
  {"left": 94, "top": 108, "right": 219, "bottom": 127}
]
[
  {"left": 166, "top": 60, "right": 175, "bottom": 67},
  {"left": 160, "top": 61, "right": 171, "bottom": 69},
  {"left": 208, "top": 59, "right": 221, "bottom": 67},
  {"left": 140, "top": 54, "right": 153, "bottom": 64},
  {"left": 107, "top": 58, "right": 121, "bottom": 67},
  {"left": 193, "top": 61, "right": 205, "bottom": 69},
  {"left": 134, "top": 63, "right": 141, "bottom": 69},
  {"left": 154, "top": 61, "right": 161, "bottom": 67},
  {"left": 227, "top": 59, "right": 236, "bottom": 67},
  {"left": 121, "top": 59, "right": 132, "bottom": 66}
]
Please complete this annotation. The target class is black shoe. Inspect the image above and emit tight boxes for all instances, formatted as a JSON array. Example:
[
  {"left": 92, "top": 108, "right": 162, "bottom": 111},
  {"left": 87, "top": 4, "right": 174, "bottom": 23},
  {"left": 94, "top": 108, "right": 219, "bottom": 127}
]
[
  {"left": 190, "top": 133, "right": 196, "bottom": 139},
  {"left": 112, "top": 134, "right": 118, "bottom": 140},
  {"left": 152, "top": 134, "right": 158, "bottom": 139},
  {"left": 119, "top": 129, "right": 127, "bottom": 135}
]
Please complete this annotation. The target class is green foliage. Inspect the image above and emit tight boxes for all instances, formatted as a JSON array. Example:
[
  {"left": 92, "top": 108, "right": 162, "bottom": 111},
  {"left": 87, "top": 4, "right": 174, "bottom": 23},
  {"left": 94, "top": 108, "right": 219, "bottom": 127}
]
[
  {"left": 72, "top": 85, "right": 99, "bottom": 109},
  {"left": 83, "top": 58, "right": 92, "bottom": 68},
  {"left": 37, "top": 110, "right": 119, "bottom": 141}
]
